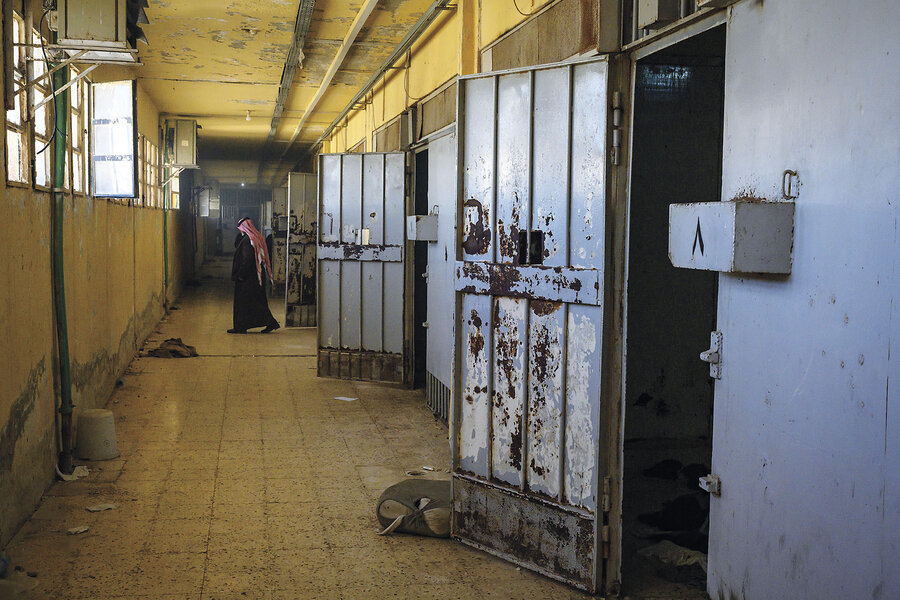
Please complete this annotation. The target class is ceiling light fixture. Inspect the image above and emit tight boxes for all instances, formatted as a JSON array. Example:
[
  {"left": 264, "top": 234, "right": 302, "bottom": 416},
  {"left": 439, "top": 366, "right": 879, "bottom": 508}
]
[{"left": 246, "top": 110, "right": 251, "bottom": 122}]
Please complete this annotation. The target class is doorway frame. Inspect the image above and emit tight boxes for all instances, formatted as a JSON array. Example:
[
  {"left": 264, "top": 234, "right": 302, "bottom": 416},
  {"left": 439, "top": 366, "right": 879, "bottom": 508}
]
[{"left": 606, "top": 9, "right": 729, "bottom": 597}]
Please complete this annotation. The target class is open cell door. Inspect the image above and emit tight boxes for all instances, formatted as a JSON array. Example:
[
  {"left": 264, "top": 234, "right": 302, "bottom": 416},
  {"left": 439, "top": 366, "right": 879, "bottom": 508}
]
[
  {"left": 452, "top": 58, "right": 612, "bottom": 593},
  {"left": 285, "top": 172, "right": 318, "bottom": 327},
  {"left": 317, "top": 153, "right": 407, "bottom": 383}
]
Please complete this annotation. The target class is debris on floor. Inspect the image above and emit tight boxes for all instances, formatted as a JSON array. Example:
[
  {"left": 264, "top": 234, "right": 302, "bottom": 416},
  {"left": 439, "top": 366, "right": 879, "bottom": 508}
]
[
  {"left": 376, "top": 479, "right": 451, "bottom": 538},
  {"left": 55, "top": 465, "right": 89, "bottom": 482},
  {"left": 85, "top": 503, "right": 118, "bottom": 513},
  {"left": 333, "top": 396, "right": 357, "bottom": 402},
  {"left": 147, "top": 338, "right": 198, "bottom": 358},
  {"left": 638, "top": 540, "right": 708, "bottom": 585},
  {"left": 66, "top": 526, "right": 89, "bottom": 536}
]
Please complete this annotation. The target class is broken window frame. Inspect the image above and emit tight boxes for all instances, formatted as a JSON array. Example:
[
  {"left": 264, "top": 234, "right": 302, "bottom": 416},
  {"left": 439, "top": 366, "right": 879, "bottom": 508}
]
[
  {"left": 68, "top": 65, "right": 90, "bottom": 195},
  {"left": 5, "top": 12, "right": 28, "bottom": 186},
  {"left": 31, "top": 27, "right": 51, "bottom": 190}
]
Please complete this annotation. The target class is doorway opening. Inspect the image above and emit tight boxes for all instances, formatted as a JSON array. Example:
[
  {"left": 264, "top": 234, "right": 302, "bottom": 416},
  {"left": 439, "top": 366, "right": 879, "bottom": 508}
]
[
  {"left": 622, "top": 25, "right": 726, "bottom": 597},
  {"left": 412, "top": 148, "right": 429, "bottom": 388}
]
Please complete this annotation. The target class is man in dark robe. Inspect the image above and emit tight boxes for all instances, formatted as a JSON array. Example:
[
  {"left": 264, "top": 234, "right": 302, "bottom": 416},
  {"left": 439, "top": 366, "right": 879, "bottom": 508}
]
[{"left": 229, "top": 217, "right": 280, "bottom": 334}]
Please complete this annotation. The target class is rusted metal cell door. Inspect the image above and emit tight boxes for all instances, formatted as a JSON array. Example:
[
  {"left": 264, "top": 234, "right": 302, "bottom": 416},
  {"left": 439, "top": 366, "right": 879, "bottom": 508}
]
[
  {"left": 286, "top": 172, "right": 318, "bottom": 327},
  {"left": 317, "top": 153, "right": 406, "bottom": 383},
  {"left": 452, "top": 58, "right": 610, "bottom": 593},
  {"left": 271, "top": 186, "right": 289, "bottom": 292}
]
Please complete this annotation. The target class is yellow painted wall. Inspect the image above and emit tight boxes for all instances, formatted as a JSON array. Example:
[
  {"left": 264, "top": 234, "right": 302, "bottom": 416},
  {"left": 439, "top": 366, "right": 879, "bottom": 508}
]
[
  {"left": 0, "top": 186, "right": 57, "bottom": 549},
  {"left": 322, "top": 0, "right": 557, "bottom": 153},
  {"left": 0, "top": 64, "right": 199, "bottom": 546}
]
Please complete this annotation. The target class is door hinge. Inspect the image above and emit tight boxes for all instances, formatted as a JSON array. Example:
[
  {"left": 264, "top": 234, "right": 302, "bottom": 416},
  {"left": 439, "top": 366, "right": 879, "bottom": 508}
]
[
  {"left": 699, "top": 473, "right": 722, "bottom": 496},
  {"left": 611, "top": 91, "right": 624, "bottom": 166},
  {"left": 700, "top": 330, "right": 723, "bottom": 379}
]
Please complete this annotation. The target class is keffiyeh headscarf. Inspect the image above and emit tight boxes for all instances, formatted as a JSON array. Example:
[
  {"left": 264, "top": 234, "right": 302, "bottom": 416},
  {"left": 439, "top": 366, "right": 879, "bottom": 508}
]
[{"left": 237, "top": 218, "right": 274, "bottom": 285}]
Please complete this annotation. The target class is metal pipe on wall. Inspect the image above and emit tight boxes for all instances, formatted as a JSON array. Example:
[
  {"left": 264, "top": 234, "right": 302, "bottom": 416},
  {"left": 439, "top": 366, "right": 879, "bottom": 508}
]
[
  {"left": 308, "top": 0, "right": 456, "bottom": 158},
  {"left": 50, "top": 36, "right": 73, "bottom": 474}
]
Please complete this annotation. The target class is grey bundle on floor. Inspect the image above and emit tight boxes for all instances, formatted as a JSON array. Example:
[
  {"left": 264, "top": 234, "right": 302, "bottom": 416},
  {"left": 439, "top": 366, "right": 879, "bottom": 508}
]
[
  {"left": 147, "top": 338, "right": 198, "bottom": 358},
  {"left": 376, "top": 479, "right": 451, "bottom": 538}
]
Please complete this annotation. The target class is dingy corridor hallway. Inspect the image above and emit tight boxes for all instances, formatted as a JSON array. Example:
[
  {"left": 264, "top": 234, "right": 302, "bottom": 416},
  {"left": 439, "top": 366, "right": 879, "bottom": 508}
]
[{"left": 2, "top": 258, "right": 595, "bottom": 600}]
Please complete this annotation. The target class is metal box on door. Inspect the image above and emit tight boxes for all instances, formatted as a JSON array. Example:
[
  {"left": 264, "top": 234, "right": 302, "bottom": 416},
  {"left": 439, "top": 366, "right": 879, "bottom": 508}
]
[
  {"left": 668, "top": 200, "right": 795, "bottom": 274},
  {"left": 286, "top": 173, "right": 318, "bottom": 327},
  {"left": 453, "top": 58, "right": 611, "bottom": 593}
]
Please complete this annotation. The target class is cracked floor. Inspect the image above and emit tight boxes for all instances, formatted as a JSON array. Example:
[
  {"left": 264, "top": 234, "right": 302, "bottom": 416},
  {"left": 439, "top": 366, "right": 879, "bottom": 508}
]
[{"left": 1, "top": 259, "right": 595, "bottom": 600}]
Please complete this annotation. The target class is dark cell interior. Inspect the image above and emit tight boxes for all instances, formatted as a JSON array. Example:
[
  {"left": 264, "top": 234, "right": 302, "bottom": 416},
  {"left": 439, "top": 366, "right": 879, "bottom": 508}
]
[
  {"left": 622, "top": 24, "right": 726, "bottom": 597},
  {"left": 413, "top": 148, "right": 430, "bottom": 388}
]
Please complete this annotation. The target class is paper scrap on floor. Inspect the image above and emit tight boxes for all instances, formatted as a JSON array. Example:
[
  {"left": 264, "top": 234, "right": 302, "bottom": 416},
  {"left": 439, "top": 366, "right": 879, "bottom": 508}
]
[
  {"left": 67, "top": 526, "right": 89, "bottom": 535},
  {"left": 56, "top": 465, "right": 89, "bottom": 482},
  {"left": 334, "top": 396, "right": 357, "bottom": 402}
]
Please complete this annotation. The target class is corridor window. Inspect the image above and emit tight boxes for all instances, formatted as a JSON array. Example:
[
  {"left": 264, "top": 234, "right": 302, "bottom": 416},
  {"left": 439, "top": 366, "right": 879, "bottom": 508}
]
[
  {"left": 138, "top": 135, "right": 161, "bottom": 207},
  {"left": 69, "top": 67, "right": 90, "bottom": 194},
  {"left": 168, "top": 169, "right": 180, "bottom": 210},
  {"left": 92, "top": 80, "right": 137, "bottom": 198},
  {"left": 32, "top": 29, "right": 51, "bottom": 188},
  {"left": 5, "top": 13, "right": 28, "bottom": 184},
  {"left": 149, "top": 138, "right": 160, "bottom": 207}
]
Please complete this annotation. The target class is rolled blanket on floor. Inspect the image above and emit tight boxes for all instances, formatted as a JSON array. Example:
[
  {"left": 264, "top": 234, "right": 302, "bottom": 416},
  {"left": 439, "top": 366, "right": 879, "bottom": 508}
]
[{"left": 376, "top": 479, "right": 451, "bottom": 538}]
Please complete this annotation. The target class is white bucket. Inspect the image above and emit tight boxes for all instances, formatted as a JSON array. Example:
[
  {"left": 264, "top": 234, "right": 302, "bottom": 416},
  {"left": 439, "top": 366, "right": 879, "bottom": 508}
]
[{"left": 75, "top": 409, "right": 120, "bottom": 461}]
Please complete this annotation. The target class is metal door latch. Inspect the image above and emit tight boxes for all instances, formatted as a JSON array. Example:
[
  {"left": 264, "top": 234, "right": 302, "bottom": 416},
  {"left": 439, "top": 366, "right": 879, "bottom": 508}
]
[
  {"left": 700, "top": 330, "right": 723, "bottom": 379},
  {"left": 699, "top": 474, "right": 721, "bottom": 496}
]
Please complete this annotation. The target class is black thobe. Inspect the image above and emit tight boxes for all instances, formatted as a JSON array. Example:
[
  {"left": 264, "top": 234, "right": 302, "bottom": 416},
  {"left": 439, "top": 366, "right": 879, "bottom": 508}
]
[{"left": 232, "top": 235, "right": 277, "bottom": 331}]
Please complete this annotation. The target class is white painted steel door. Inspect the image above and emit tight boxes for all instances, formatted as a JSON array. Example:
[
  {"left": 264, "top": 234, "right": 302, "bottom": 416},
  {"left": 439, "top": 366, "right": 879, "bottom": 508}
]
[
  {"left": 452, "top": 58, "right": 611, "bottom": 593},
  {"left": 424, "top": 132, "right": 458, "bottom": 417},
  {"left": 317, "top": 153, "right": 407, "bottom": 383}
]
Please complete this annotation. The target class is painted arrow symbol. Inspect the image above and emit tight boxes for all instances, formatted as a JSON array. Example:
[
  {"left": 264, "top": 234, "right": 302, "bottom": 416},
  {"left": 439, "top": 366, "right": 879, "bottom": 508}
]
[{"left": 692, "top": 218, "right": 705, "bottom": 257}]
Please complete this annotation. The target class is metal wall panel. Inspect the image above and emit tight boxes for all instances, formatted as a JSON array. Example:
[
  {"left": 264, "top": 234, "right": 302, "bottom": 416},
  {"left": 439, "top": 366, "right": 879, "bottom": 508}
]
[
  {"left": 460, "top": 293, "right": 491, "bottom": 477},
  {"left": 286, "top": 173, "right": 317, "bottom": 327},
  {"left": 564, "top": 305, "right": 602, "bottom": 511},
  {"left": 271, "top": 186, "right": 288, "bottom": 288},
  {"left": 491, "top": 296, "right": 526, "bottom": 487},
  {"left": 533, "top": 67, "right": 571, "bottom": 267},
  {"left": 425, "top": 132, "right": 459, "bottom": 391},
  {"left": 496, "top": 72, "right": 531, "bottom": 264},
  {"left": 570, "top": 61, "right": 607, "bottom": 269},
  {"left": 461, "top": 77, "right": 495, "bottom": 262},
  {"left": 317, "top": 152, "right": 407, "bottom": 383},
  {"left": 452, "top": 58, "right": 610, "bottom": 593},
  {"left": 526, "top": 301, "right": 565, "bottom": 498},
  {"left": 319, "top": 260, "right": 340, "bottom": 348}
]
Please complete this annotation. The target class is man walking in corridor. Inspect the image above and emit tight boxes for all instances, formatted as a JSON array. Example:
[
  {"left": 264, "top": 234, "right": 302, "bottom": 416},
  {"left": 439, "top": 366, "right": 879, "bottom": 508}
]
[{"left": 229, "top": 217, "right": 280, "bottom": 334}]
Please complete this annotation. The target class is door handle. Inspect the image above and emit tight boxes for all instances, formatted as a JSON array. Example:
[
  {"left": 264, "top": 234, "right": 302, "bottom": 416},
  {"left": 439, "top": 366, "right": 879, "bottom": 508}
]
[{"left": 701, "top": 331, "right": 723, "bottom": 379}]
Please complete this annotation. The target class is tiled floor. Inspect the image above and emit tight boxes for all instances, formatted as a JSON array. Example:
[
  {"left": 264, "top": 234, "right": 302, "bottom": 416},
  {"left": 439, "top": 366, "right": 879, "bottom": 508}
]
[{"left": 2, "top": 259, "right": 596, "bottom": 600}]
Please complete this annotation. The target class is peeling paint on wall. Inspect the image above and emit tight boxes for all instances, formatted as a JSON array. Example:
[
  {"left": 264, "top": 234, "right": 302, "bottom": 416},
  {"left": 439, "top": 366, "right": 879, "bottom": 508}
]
[{"left": 0, "top": 358, "right": 46, "bottom": 473}]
